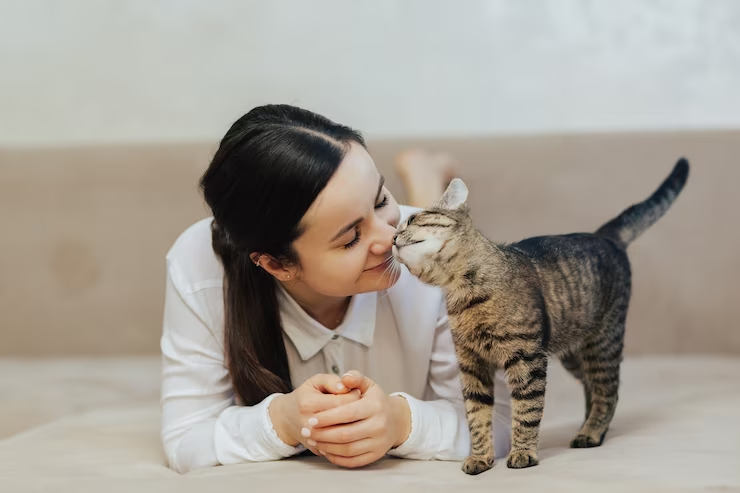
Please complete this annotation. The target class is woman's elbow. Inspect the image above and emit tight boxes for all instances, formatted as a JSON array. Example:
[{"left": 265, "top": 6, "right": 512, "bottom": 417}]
[{"left": 162, "top": 420, "right": 220, "bottom": 474}]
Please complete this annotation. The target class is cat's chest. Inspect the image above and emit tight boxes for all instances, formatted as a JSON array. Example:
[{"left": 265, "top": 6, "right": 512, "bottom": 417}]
[{"left": 449, "top": 314, "right": 521, "bottom": 367}]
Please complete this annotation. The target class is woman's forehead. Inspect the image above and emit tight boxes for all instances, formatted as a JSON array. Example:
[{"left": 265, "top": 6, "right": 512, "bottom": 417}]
[{"left": 300, "top": 144, "right": 379, "bottom": 238}]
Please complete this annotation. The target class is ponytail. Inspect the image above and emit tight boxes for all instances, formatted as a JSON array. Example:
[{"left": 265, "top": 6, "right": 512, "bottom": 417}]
[
  {"left": 200, "top": 104, "right": 365, "bottom": 406},
  {"left": 211, "top": 221, "right": 292, "bottom": 406}
]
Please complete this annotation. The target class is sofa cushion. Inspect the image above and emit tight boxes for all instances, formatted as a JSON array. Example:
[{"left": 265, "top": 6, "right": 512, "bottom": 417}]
[
  {"left": 1, "top": 356, "right": 737, "bottom": 490},
  {"left": 2, "top": 131, "right": 739, "bottom": 356}
]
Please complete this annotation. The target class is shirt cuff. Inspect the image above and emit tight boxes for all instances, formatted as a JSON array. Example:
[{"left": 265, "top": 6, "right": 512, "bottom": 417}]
[
  {"left": 386, "top": 391, "right": 423, "bottom": 459},
  {"left": 214, "top": 393, "right": 304, "bottom": 464},
  {"left": 261, "top": 393, "right": 306, "bottom": 457}
]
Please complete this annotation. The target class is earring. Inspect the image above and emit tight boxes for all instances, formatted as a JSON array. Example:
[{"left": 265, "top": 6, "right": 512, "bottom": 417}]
[{"left": 285, "top": 275, "right": 291, "bottom": 280}]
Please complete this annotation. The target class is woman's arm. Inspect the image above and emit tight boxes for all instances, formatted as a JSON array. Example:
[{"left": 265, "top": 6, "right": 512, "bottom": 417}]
[
  {"left": 160, "top": 263, "right": 303, "bottom": 473},
  {"left": 161, "top": 261, "right": 358, "bottom": 472}
]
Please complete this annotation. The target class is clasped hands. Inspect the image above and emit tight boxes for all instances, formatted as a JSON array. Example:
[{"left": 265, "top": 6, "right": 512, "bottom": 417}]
[{"left": 269, "top": 370, "right": 411, "bottom": 468}]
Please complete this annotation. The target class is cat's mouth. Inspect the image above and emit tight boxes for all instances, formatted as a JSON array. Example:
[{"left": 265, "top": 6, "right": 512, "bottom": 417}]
[{"left": 393, "top": 237, "right": 424, "bottom": 248}]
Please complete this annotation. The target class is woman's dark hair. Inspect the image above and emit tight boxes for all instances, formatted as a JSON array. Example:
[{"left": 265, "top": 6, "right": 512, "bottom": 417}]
[{"left": 200, "top": 104, "right": 365, "bottom": 406}]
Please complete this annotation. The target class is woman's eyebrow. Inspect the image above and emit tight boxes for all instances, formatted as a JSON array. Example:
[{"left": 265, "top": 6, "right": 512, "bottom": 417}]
[{"left": 329, "top": 175, "right": 385, "bottom": 243}]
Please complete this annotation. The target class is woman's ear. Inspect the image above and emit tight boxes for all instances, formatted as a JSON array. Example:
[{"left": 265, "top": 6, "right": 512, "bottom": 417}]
[
  {"left": 255, "top": 254, "right": 295, "bottom": 282},
  {"left": 249, "top": 252, "right": 263, "bottom": 267}
]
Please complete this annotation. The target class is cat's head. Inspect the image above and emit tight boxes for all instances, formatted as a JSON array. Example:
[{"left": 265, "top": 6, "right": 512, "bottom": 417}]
[{"left": 393, "top": 178, "right": 475, "bottom": 285}]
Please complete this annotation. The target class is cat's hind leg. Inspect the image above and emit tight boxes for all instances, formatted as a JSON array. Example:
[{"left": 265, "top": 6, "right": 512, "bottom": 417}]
[
  {"left": 559, "top": 349, "right": 592, "bottom": 421},
  {"left": 570, "top": 315, "right": 625, "bottom": 448}
]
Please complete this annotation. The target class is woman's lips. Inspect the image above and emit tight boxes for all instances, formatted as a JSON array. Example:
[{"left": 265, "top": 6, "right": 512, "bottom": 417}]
[{"left": 365, "top": 256, "right": 392, "bottom": 272}]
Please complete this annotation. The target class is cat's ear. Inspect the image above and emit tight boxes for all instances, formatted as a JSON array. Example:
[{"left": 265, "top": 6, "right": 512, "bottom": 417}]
[{"left": 436, "top": 178, "right": 469, "bottom": 210}]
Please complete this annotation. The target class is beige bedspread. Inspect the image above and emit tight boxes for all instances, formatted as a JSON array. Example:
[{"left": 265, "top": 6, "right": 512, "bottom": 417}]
[{"left": 1, "top": 356, "right": 738, "bottom": 492}]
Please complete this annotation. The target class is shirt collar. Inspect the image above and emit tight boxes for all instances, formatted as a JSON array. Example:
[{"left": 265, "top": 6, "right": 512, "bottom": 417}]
[{"left": 277, "top": 285, "right": 378, "bottom": 361}]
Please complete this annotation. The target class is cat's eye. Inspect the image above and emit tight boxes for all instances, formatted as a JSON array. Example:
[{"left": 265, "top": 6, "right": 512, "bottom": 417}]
[{"left": 412, "top": 213, "right": 454, "bottom": 228}]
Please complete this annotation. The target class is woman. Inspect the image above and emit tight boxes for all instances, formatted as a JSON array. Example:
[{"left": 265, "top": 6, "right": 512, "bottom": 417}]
[{"left": 160, "top": 104, "right": 511, "bottom": 473}]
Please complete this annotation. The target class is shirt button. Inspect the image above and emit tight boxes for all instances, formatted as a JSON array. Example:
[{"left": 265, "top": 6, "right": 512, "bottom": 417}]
[
  {"left": 332, "top": 334, "right": 339, "bottom": 340},
  {"left": 331, "top": 365, "right": 340, "bottom": 375}
]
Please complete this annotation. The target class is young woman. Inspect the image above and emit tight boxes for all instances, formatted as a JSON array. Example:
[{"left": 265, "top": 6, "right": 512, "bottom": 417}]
[{"left": 160, "top": 104, "right": 511, "bottom": 473}]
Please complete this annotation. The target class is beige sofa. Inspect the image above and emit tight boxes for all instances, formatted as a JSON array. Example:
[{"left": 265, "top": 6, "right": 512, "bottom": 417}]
[{"left": 1, "top": 131, "right": 738, "bottom": 491}]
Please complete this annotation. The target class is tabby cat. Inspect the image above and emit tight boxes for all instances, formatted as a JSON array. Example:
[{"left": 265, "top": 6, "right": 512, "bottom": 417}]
[{"left": 393, "top": 159, "right": 689, "bottom": 475}]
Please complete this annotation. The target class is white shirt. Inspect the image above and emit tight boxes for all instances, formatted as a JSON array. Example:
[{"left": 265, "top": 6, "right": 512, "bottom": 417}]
[{"left": 160, "top": 206, "right": 511, "bottom": 474}]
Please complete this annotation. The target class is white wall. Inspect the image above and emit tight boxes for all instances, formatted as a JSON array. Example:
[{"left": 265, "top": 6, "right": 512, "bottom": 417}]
[{"left": 2, "top": 0, "right": 740, "bottom": 146}]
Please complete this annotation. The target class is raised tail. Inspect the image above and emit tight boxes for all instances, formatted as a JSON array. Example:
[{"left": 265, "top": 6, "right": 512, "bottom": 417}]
[{"left": 596, "top": 158, "right": 689, "bottom": 248}]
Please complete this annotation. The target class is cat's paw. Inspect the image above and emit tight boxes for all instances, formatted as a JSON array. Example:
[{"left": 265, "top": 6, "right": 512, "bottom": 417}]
[
  {"left": 506, "top": 449, "right": 538, "bottom": 469},
  {"left": 569, "top": 433, "right": 603, "bottom": 448},
  {"left": 462, "top": 455, "right": 494, "bottom": 475}
]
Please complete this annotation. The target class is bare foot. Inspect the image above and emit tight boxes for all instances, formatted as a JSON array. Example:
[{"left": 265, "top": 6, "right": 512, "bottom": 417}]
[
  {"left": 394, "top": 149, "right": 459, "bottom": 208},
  {"left": 394, "top": 149, "right": 457, "bottom": 187}
]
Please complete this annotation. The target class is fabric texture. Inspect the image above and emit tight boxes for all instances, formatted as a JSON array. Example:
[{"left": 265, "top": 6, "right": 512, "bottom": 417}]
[{"left": 0, "top": 356, "right": 737, "bottom": 491}]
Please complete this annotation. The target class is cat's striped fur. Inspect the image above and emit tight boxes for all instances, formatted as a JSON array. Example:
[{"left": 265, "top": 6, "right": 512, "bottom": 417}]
[{"left": 393, "top": 159, "right": 689, "bottom": 475}]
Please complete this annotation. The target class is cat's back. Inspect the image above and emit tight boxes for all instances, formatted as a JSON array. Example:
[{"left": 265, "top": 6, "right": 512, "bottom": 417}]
[
  {"left": 509, "top": 232, "right": 625, "bottom": 266},
  {"left": 507, "top": 232, "right": 631, "bottom": 341}
]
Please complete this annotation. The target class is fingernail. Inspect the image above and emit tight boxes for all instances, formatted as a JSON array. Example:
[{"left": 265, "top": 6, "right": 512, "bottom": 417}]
[
  {"left": 307, "top": 439, "right": 317, "bottom": 447},
  {"left": 342, "top": 372, "right": 353, "bottom": 377},
  {"left": 336, "top": 383, "right": 345, "bottom": 391},
  {"left": 301, "top": 427, "right": 311, "bottom": 438},
  {"left": 308, "top": 417, "right": 318, "bottom": 427},
  {"left": 319, "top": 450, "right": 326, "bottom": 456}
]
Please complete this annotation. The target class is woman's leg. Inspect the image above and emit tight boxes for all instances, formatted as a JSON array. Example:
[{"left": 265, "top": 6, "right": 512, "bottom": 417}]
[{"left": 394, "top": 149, "right": 458, "bottom": 208}]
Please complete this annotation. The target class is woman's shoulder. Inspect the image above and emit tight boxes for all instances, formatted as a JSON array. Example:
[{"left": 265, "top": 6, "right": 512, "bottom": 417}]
[{"left": 166, "top": 217, "right": 224, "bottom": 294}]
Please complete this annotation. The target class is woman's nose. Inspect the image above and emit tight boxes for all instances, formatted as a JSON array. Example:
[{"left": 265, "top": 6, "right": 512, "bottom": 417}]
[{"left": 370, "top": 220, "right": 396, "bottom": 255}]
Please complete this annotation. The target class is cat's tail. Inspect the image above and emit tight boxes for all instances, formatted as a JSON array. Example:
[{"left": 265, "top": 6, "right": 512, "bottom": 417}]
[{"left": 595, "top": 158, "right": 689, "bottom": 249}]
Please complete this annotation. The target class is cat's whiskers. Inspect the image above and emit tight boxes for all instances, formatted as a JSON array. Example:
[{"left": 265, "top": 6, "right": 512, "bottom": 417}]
[
  {"left": 376, "top": 257, "right": 402, "bottom": 300},
  {"left": 375, "top": 257, "right": 397, "bottom": 287}
]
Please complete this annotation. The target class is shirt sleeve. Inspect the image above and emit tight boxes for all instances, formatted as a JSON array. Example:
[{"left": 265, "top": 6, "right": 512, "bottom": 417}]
[
  {"left": 387, "top": 302, "right": 512, "bottom": 461},
  {"left": 160, "top": 259, "right": 303, "bottom": 474}
]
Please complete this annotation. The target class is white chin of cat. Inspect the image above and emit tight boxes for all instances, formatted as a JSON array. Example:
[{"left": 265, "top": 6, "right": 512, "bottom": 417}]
[{"left": 394, "top": 238, "right": 442, "bottom": 275}]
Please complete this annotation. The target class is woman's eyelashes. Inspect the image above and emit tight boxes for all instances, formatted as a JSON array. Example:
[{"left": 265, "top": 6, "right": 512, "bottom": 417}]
[
  {"left": 343, "top": 193, "right": 390, "bottom": 249},
  {"left": 344, "top": 226, "right": 362, "bottom": 249},
  {"left": 375, "top": 193, "right": 389, "bottom": 210}
]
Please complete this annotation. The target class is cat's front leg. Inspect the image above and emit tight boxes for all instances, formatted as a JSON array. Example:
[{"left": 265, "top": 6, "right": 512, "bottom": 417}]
[
  {"left": 456, "top": 352, "right": 495, "bottom": 475},
  {"left": 504, "top": 352, "right": 548, "bottom": 469}
]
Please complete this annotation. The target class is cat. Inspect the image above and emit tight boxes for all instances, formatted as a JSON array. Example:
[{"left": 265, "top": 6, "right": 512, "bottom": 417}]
[{"left": 392, "top": 159, "right": 689, "bottom": 475}]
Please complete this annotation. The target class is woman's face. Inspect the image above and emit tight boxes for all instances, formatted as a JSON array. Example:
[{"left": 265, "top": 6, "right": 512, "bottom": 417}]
[{"left": 290, "top": 142, "right": 401, "bottom": 297}]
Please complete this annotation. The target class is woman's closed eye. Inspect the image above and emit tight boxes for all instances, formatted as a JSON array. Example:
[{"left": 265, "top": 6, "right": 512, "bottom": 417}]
[
  {"left": 344, "top": 226, "right": 362, "bottom": 249},
  {"left": 375, "top": 193, "right": 389, "bottom": 210},
  {"left": 342, "top": 193, "right": 390, "bottom": 249}
]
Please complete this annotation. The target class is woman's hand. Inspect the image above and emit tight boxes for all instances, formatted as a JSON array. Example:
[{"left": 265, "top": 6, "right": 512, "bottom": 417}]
[
  {"left": 304, "top": 370, "right": 411, "bottom": 468},
  {"left": 269, "top": 373, "right": 360, "bottom": 455}
]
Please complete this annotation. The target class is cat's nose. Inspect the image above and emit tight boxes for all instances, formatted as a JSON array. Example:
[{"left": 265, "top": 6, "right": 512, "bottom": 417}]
[{"left": 392, "top": 234, "right": 398, "bottom": 246}]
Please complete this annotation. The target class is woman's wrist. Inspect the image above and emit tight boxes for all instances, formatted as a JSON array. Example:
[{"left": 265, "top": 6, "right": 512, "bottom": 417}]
[
  {"left": 390, "top": 395, "right": 412, "bottom": 448},
  {"left": 268, "top": 393, "right": 299, "bottom": 447}
]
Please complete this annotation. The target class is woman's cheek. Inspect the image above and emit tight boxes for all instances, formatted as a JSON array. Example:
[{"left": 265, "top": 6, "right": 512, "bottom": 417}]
[{"left": 323, "top": 252, "right": 365, "bottom": 285}]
